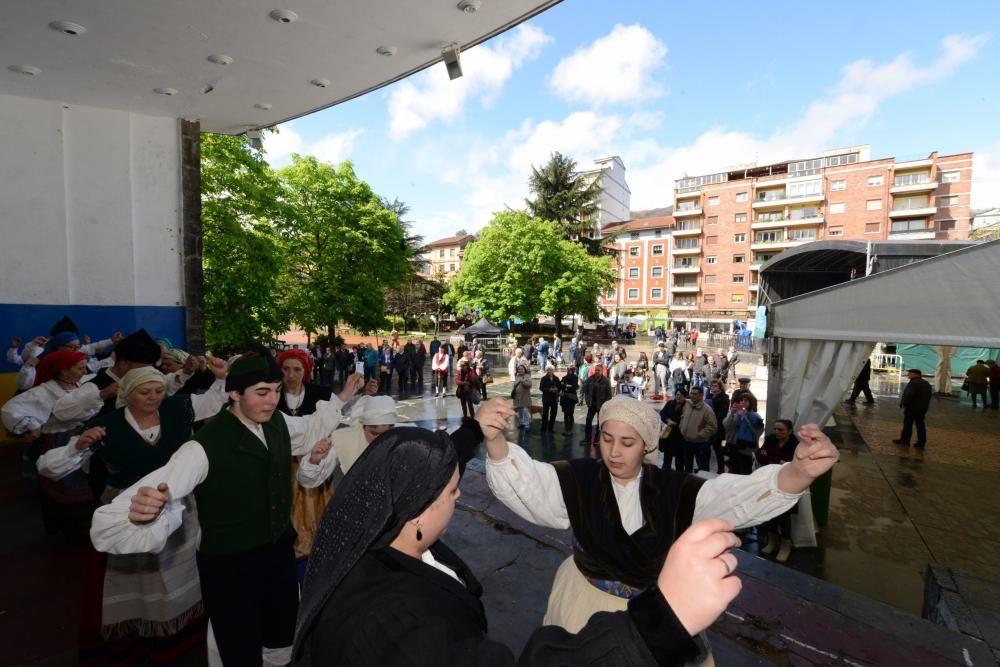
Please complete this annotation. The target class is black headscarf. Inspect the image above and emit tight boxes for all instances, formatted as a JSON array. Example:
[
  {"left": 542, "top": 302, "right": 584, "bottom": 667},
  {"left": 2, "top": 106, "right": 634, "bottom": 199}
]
[{"left": 293, "top": 427, "right": 458, "bottom": 665}]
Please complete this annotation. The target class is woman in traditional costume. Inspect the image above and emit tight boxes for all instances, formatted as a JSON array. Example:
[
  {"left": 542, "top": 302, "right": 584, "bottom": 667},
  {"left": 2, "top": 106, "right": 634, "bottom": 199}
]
[
  {"left": 36, "top": 364, "right": 227, "bottom": 665},
  {"left": 293, "top": 401, "right": 745, "bottom": 667},
  {"left": 484, "top": 396, "right": 839, "bottom": 663},
  {"left": 275, "top": 349, "right": 334, "bottom": 558}
]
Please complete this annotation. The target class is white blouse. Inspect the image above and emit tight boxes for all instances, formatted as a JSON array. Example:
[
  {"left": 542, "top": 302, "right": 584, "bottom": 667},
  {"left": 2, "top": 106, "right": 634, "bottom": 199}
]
[
  {"left": 485, "top": 442, "right": 801, "bottom": 535},
  {"left": 90, "top": 397, "right": 346, "bottom": 555},
  {"left": 1, "top": 380, "right": 82, "bottom": 435}
]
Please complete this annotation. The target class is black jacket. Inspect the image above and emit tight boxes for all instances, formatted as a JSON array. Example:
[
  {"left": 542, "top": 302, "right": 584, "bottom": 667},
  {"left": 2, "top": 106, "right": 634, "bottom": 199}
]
[
  {"left": 302, "top": 542, "right": 697, "bottom": 667},
  {"left": 901, "top": 377, "right": 932, "bottom": 411}
]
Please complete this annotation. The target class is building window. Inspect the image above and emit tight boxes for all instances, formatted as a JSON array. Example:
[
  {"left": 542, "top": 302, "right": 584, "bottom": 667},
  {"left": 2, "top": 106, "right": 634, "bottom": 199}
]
[
  {"left": 705, "top": 256, "right": 717, "bottom": 264},
  {"left": 828, "top": 227, "right": 844, "bottom": 237},
  {"left": 893, "top": 194, "right": 930, "bottom": 211},
  {"left": 706, "top": 236, "right": 718, "bottom": 245},
  {"left": 654, "top": 229, "right": 662, "bottom": 237},
  {"left": 627, "top": 288, "right": 639, "bottom": 300},
  {"left": 704, "top": 274, "right": 717, "bottom": 284},
  {"left": 787, "top": 228, "right": 817, "bottom": 241},
  {"left": 756, "top": 211, "right": 783, "bottom": 223},
  {"left": 831, "top": 179, "right": 846, "bottom": 191},
  {"left": 865, "top": 223, "right": 880, "bottom": 234},
  {"left": 755, "top": 230, "right": 782, "bottom": 244},
  {"left": 938, "top": 219, "right": 956, "bottom": 231},
  {"left": 674, "top": 257, "right": 697, "bottom": 268},
  {"left": 605, "top": 288, "right": 617, "bottom": 300},
  {"left": 732, "top": 274, "right": 745, "bottom": 283},
  {"left": 733, "top": 254, "right": 745, "bottom": 263},
  {"left": 450, "top": 248, "right": 456, "bottom": 256},
  {"left": 894, "top": 171, "right": 931, "bottom": 187},
  {"left": 675, "top": 238, "right": 699, "bottom": 249},
  {"left": 708, "top": 196, "right": 720, "bottom": 206},
  {"left": 734, "top": 213, "right": 747, "bottom": 223},
  {"left": 439, "top": 249, "right": 445, "bottom": 257},
  {"left": 733, "top": 233, "right": 746, "bottom": 243},
  {"left": 652, "top": 244, "right": 664, "bottom": 256},
  {"left": 449, "top": 263, "right": 456, "bottom": 271},
  {"left": 731, "top": 293, "right": 745, "bottom": 304},
  {"left": 788, "top": 180, "right": 822, "bottom": 198},
  {"left": 650, "top": 288, "right": 663, "bottom": 300},
  {"left": 629, "top": 246, "right": 640, "bottom": 256},
  {"left": 938, "top": 195, "right": 958, "bottom": 208},
  {"left": 867, "top": 175, "right": 884, "bottom": 187},
  {"left": 630, "top": 232, "right": 640, "bottom": 240},
  {"left": 891, "top": 219, "right": 930, "bottom": 233},
  {"left": 735, "top": 192, "right": 748, "bottom": 203},
  {"left": 703, "top": 294, "right": 716, "bottom": 304},
  {"left": 674, "top": 294, "right": 698, "bottom": 306},
  {"left": 651, "top": 266, "right": 664, "bottom": 277},
  {"left": 825, "top": 153, "right": 859, "bottom": 167},
  {"left": 866, "top": 199, "right": 882, "bottom": 211},
  {"left": 829, "top": 202, "right": 845, "bottom": 214},
  {"left": 707, "top": 216, "right": 719, "bottom": 225},
  {"left": 940, "top": 170, "right": 960, "bottom": 183},
  {"left": 628, "top": 267, "right": 639, "bottom": 279}
]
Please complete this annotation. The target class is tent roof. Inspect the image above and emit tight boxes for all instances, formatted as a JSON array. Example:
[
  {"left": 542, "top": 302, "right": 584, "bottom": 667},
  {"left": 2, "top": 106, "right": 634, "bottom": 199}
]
[
  {"left": 460, "top": 317, "right": 502, "bottom": 335},
  {"left": 770, "top": 241, "right": 1000, "bottom": 348},
  {"left": 2, "top": 0, "right": 560, "bottom": 134}
]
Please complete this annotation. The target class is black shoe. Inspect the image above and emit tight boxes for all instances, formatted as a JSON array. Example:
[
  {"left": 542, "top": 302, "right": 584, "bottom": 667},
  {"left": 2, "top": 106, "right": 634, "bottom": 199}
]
[
  {"left": 915, "top": 443, "right": 926, "bottom": 449},
  {"left": 891, "top": 439, "right": 909, "bottom": 446}
]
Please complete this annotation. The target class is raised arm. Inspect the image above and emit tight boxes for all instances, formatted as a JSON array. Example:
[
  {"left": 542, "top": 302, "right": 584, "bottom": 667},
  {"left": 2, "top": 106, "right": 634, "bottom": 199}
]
[
  {"left": 283, "top": 372, "right": 364, "bottom": 456},
  {"left": 189, "top": 359, "right": 229, "bottom": 421},
  {"left": 90, "top": 441, "right": 209, "bottom": 555},
  {"left": 36, "top": 426, "right": 103, "bottom": 480}
]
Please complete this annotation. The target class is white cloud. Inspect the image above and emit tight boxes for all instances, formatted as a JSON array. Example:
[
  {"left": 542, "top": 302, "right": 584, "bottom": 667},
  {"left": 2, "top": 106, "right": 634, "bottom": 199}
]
[
  {"left": 388, "top": 24, "right": 551, "bottom": 140},
  {"left": 263, "top": 124, "right": 302, "bottom": 163},
  {"left": 550, "top": 24, "right": 666, "bottom": 107},
  {"left": 627, "top": 33, "right": 991, "bottom": 210},
  {"left": 263, "top": 124, "right": 364, "bottom": 167},
  {"left": 310, "top": 129, "right": 365, "bottom": 164},
  {"left": 972, "top": 141, "right": 1000, "bottom": 209}
]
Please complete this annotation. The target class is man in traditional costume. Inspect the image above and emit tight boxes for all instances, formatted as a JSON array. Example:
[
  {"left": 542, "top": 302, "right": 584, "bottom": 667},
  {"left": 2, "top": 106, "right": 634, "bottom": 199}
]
[{"left": 90, "top": 353, "right": 365, "bottom": 665}]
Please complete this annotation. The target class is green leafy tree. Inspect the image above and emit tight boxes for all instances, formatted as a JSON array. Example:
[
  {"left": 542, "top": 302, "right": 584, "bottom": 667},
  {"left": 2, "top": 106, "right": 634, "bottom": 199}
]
[
  {"left": 445, "top": 211, "right": 614, "bottom": 336},
  {"left": 383, "top": 274, "right": 448, "bottom": 331},
  {"left": 201, "top": 133, "right": 289, "bottom": 348},
  {"left": 277, "top": 156, "right": 410, "bottom": 336},
  {"left": 526, "top": 152, "right": 603, "bottom": 240}
]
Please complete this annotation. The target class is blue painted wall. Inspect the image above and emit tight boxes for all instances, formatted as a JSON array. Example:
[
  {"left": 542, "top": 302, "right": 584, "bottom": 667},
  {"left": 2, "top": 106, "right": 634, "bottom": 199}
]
[{"left": 0, "top": 303, "right": 185, "bottom": 372}]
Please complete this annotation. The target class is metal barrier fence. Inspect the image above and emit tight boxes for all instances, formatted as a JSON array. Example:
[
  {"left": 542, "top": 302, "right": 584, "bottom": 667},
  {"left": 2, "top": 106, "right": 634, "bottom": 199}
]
[{"left": 870, "top": 352, "right": 904, "bottom": 379}]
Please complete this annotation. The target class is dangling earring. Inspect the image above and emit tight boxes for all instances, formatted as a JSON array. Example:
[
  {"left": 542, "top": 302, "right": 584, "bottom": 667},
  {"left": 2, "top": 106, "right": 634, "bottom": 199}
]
[{"left": 415, "top": 523, "right": 423, "bottom": 542}]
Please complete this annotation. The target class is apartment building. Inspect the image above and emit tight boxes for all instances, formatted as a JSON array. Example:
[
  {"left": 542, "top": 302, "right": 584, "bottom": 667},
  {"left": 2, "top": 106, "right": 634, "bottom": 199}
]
[
  {"left": 424, "top": 233, "right": 476, "bottom": 281},
  {"left": 580, "top": 155, "right": 632, "bottom": 238},
  {"left": 597, "top": 213, "right": 674, "bottom": 320},
  {"left": 670, "top": 145, "right": 973, "bottom": 330}
]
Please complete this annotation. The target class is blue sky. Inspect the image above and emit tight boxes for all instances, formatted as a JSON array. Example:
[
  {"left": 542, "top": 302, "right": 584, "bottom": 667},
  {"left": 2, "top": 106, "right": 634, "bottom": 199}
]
[{"left": 264, "top": 0, "right": 1000, "bottom": 243}]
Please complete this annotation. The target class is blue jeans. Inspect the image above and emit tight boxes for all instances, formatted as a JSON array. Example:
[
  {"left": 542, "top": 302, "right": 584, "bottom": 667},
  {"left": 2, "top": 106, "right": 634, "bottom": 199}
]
[
  {"left": 539, "top": 354, "right": 548, "bottom": 372},
  {"left": 516, "top": 407, "right": 531, "bottom": 429}
]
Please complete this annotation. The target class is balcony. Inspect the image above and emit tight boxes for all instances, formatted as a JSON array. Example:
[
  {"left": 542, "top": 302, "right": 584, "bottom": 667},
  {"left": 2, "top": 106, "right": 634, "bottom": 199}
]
[
  {"left": 894, "top": 158, "right": 934, "bottom": 170},
  {"left": 670, "top": 304, "right": 698, "bottom": 311},
  {"left": 672, "top": 224, "right": 702, "bottom": 237},
  {"left": 673, "top": 206, "right": 702, "bottom": 218},
  {"left": 752, "top": 215, "right": 824, "bottom": 230},
  {"left": 671, "top": 265, "right": 700, "bottom": 274},
  {"left": 673, "top": 245, "right": 701, "bottom": 256},
  {"left": 889, "top": 207, "right": 935, "bottom": 218},
  {"left": 670, "top": 285, "right": 700, "bottom": 293},
  {"left": 888, "top": 230, "right": 936, "bottom": 241},
  {"left": 890, "top": 180, "right": 936, "bottom": 195},
  {"left": 748, "top": 283, "right": 759, "bottom": 291},
  {"left": 751, "top": 193, "right": 825, "bottom": 209},
  {"left": 749, "top": 262, "right": 762, "bottom": 271},
  {"left": 750, "top": 238, "right": 809, "bottom": 251},
  {"left": 675, "top": 189, "right": 701, "bottom": 200}
]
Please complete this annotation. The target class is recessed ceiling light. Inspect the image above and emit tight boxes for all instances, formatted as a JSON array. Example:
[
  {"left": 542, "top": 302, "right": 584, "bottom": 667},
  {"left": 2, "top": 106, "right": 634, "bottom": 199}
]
[
  {"left": 154, "top": 87, "right": 178, "bottom": 96},
  {"left": 49, "top": 21, "right": 87, "bottom": 35},
  {"left": 457, "top": 0, "right": 481, "bottom": 14},
  {"left": 310, "top": 78, "right": 330, "bottom": 88},
  {"left": 207, "top": 54, "right": 234, "bottom": 66},
  {"left": 8, "top": 65, "right": 42, "bottom": 76},
  {"left": 376, "top": 46, "right": 398, "bottom": 57},
  {"left": 254, "top": 103, "right": 273, "bottom": 111},
  {"left": 269, "top": 9, "right": 299, "bottom": 23}
]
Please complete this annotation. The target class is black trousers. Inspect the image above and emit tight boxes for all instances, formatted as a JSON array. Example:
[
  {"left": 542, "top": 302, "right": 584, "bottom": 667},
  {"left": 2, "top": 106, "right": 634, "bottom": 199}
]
[
  {"left": 900, "top": 407, "right": 928, "bottom": 445},
  {"left": 542, "top": 400, "right": 558, "bottom": 430},
  {"left": 849, "top": 378, "right": 873, "bottom": 402},
  {"left": 196, "top": 529, "right": 298, "bottom": 666}
]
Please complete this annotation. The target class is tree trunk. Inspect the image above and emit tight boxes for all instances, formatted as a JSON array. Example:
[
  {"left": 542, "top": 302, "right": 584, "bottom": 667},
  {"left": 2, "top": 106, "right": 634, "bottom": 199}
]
[{"left": 553, "top": 310, "right": 563, "bottom": 338}]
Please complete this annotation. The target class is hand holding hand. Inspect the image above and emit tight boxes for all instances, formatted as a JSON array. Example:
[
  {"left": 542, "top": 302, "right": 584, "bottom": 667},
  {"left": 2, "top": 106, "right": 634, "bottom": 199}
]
[
  {"left": 76, "top": 426, "right": 107, "bottom": 450},
  {"left": 337, "top": 372, "right": 365, "bottom": 402},
  {"left": 474, "top": 397, "right": 515, "bottom": 445},
  {"left": 99, "top": 383, "right": 119, "bottom": 400},
  {"left": 308, "top": 438, "right": 332, "bottom": 464},
  {"left": 207, "top": 356, "right": 227, "bottom": 380},
  {"left": 129, "top": 483, "right": 170, "bottom": 524},
  {"left": 363, "top": 378, "right": 379, "bottom": 396},
  {"left": 658, "top": 519, "right": 742, "bottom": 636}
]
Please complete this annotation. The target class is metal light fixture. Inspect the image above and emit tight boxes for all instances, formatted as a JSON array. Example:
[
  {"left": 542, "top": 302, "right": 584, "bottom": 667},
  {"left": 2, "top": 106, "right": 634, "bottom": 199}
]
[{"left": 441, "top": 44, "right": 462, "bottom": 80}]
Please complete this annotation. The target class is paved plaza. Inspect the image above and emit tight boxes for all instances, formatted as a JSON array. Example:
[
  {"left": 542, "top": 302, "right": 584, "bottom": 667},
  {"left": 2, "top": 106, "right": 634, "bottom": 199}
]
[{"left": 2, "top": 343, "right": 998, "bottom": 665}]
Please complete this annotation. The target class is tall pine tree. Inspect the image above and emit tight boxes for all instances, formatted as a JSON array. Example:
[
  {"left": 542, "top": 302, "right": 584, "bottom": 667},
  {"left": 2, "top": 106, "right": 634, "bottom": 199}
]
[{"left": 525, "top": 152, "right": 604, "bottom": 241}]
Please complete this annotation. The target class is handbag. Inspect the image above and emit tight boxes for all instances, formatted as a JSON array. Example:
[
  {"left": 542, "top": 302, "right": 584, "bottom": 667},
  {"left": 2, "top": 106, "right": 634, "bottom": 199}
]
[
  {"left": 483, "top": 372, "right": 494, "bottom": 384},
  {"left": 468, "top": 387, "right": 482, "bottom": 404}
]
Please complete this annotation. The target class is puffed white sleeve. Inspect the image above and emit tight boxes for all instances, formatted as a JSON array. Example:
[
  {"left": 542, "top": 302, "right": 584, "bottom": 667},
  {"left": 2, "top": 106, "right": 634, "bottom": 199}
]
[
  {"left": 7, "top": 347, "right": 23, "bottom": 366},
  {"left": 692, "top": 463, "right": 803, "bottom": 530},
  {"left": 484, "top": 442, "right": 570, "bottom": 530},
  {"left": 190, "top": 379, "right": 227, "bottom": 421},
  {"left": 282, "top": 397, "right": 347, "bottom": 457},
  {"left": 2, "top": 390, "right": 49, "bottom": 434},
  {"left": 163, "top": 369, "right": 194, "bottom": 396},
  {"left": 51, "top": 383, "right": 103, "bottom": 423},
  {"left": 15, "top": 365, "right": 36, "bottom": 392},
  {"left": 295, "top": 443, "right": 340, "bottom": 488},
  {"left": 90, "top": 441, "right": 209, "bottom": 555},
  {"left": 79, "top": 338, "right": 112, "bottom": 356},
  {"left": 36, "top": 437, "right": 93, "bottom": 480}
]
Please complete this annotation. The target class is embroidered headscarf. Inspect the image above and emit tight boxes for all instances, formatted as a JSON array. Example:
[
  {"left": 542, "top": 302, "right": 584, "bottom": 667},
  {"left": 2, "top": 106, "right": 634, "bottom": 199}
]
[{"left": 116, "top": 367, "right": 168, "bottom": 408}]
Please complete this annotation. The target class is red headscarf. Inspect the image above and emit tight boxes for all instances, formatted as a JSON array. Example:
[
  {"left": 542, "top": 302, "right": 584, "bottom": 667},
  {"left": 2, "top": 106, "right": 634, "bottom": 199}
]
[
  {"left": 277, "top": 349, "right": 313, "bottom": 382},
  {"left": 34, "top": 350, "right": 87, "bottom": 386}
]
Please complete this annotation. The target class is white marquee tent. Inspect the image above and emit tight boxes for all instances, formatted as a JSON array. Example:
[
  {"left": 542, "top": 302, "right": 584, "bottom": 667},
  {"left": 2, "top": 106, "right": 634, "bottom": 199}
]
[{"left": 765, "top": 241, "right": 1000, "bottom": 430}]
